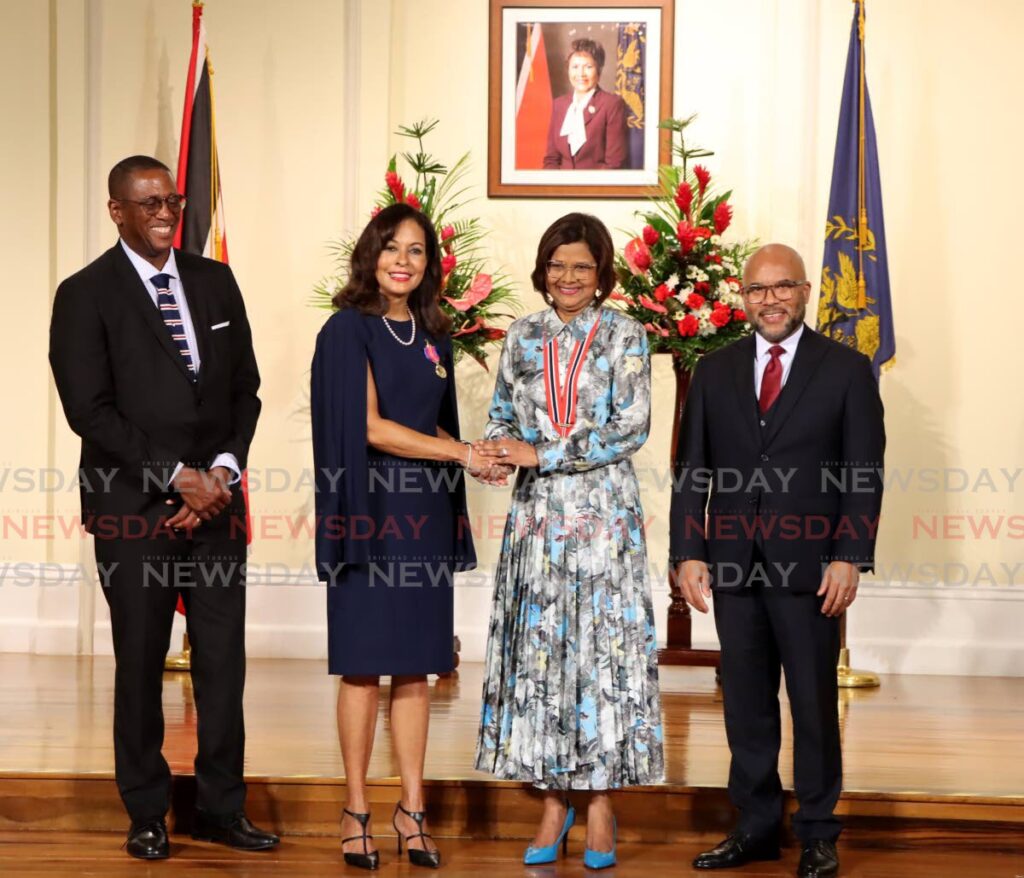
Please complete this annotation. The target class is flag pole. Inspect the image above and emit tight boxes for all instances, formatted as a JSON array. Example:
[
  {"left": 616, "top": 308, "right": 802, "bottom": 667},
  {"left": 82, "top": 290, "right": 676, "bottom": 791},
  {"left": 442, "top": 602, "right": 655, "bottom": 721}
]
[{"left": 838, "top": 0, "right": 880, "bottom": 689}]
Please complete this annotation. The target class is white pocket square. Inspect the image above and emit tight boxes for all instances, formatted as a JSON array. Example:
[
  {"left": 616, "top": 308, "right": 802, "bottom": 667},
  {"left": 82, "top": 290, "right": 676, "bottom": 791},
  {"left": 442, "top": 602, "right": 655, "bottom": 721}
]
[{"left": 210, "top": 321, "right": 230, "bottom": 330}]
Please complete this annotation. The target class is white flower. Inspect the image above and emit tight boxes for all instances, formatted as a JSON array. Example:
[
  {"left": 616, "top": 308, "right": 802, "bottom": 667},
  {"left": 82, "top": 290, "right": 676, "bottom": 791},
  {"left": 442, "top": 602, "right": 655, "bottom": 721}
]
[
  {"left": 710, "top": 235, "right": 722, "bottom": 245},
  {"left": 696, "top": 270, "right": 709, "bottom": 283},
  {"left": 674, "top": 282, "right": 694, "bottom": 300},
  {"left": 686, "top": 265, "right": 699, "bottom": 279},
  {"left": 665, "top": 273, "right": 681, "bottom": 290}
]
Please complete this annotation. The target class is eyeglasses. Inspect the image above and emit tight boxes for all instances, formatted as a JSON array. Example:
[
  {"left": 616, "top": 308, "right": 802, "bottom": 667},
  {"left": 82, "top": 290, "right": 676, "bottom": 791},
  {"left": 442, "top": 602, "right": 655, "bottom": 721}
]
[
  {"left": 546, "top": 260, "right": 597, "bottom": 279},
  {"left": 114, "top": 195, "right": 187, "bottom": 214},
  {"left": 740, "top": 279, "right": 809, "bottom": 304}
]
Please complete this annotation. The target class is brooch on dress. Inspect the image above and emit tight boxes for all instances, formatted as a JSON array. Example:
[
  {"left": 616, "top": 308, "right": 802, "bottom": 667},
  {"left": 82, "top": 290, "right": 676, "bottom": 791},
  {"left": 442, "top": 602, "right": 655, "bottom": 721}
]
[{"left": 424, "top": 341, "right": 447, "bottom": 379}]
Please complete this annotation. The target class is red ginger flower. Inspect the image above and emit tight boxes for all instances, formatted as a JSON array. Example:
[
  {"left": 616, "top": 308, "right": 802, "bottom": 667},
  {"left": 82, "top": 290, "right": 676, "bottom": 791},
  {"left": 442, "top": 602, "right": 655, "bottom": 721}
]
[
  {"left": 694, "top": 165, "right": 711, "bottom": 195},
  {"left": 441, "top": 225, "right": 455, "bottom": 241},
  {"left": 442, "top": 253, "right": 457, "bottom": 276},
  {"left": 674, "top": 182, "right": 693, "bottom": 214},
  {"left": 642, "top": 224, "right": 660, "bottom": 246},
  {"left": 714, "top": 201, "right": 733, "bottom": 234},
  {"left": 385, "top": 170, "right": 405, "bottom": 202},
  {"left": 676, "top": 221, "right": 699, "bottom": 254},
  {"left": 406, "top": 193, "right": 422, "bottom": 210},
  {"left": 677, "top": 314, "right": 699, "bottom": 337},
  {"left": 370, "top": 206, "right": 382, "bottom": 219}
]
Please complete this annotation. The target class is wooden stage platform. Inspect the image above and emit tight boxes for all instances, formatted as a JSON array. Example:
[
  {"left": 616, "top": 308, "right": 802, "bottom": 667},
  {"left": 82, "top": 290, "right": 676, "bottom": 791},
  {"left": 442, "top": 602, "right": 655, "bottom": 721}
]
[{"left": 0, "top": 655, "right": 1022, "bottom": 875}]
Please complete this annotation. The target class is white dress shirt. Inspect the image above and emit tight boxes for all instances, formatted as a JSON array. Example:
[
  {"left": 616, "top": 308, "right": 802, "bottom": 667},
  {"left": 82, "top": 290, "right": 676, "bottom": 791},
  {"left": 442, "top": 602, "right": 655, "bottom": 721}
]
[
  {"left": 119, "top": 239, "right": 241, "bottom": 485},
  {"left": 753, "top": 323, "right": 804, "bottom": 399},
  {"left": 559, "top": 87, "right": 595, "bottom": 156}
]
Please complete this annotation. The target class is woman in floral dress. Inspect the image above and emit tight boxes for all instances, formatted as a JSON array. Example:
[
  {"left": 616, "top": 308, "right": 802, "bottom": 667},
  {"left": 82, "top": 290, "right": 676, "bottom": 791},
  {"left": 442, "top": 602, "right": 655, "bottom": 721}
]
[{"left": 473, "top": 213, "right": 663, "bottom": 869}]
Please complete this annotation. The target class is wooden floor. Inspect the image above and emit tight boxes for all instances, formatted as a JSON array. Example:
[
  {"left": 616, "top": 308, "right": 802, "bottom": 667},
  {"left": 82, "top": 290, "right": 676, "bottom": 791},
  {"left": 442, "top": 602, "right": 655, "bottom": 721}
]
[
  {"left": 1, "top": 654, "right": 1023, "bottom": 875},
  {"left": 1, "top": 831, "right": 1022, "bottom": 877},
  {"left": 2, "top": 654, "right": 1021, "bottom": 799}
]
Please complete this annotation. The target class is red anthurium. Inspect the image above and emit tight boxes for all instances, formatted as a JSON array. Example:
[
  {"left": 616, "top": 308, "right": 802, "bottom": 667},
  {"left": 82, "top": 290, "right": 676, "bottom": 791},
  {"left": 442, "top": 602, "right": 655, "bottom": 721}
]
[
  {"left": 608, "top": 291, "right": 630, "bottom": 302},
  {"left": 638, "top": 294, "right": 668, "bottom": 314},
  {"left": 444, "top": 273, "right": 492, "bottom": 311},
  {"left": 714, "top": 201, "right": 733, "bottom": 234},
  {"left": 624, "top": 237, "right": 652, "bottom": 274},
  {"left": 482, "top": 325, "right": 507, "bottom": 341},
  {"left": 452, "top": 318, "right": 482, "bottom": 337},
  {"left": 642, "top": 224, "right": 660, "bottom": 246}
]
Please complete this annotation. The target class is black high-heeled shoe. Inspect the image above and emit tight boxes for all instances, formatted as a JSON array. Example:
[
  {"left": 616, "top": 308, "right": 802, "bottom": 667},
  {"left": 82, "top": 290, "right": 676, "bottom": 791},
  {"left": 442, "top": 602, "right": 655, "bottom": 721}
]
[
  {"left": 341, "top": 808, "right": 380, "bottom": 871},
  {"left": 392, "top": 802, "right": 441, "bottom": 869}
]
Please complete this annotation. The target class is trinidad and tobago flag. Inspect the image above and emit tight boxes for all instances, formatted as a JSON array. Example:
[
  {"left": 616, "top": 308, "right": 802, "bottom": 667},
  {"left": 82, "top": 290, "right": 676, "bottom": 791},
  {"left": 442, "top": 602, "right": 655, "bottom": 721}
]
[{"left": 174, "top": 0, "right": 251, "bottom": 582}]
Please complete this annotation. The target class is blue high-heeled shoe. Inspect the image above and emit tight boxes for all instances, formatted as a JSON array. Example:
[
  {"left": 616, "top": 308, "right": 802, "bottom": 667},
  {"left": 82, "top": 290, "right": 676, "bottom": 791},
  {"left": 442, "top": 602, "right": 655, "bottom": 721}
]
[
  {"left": 523, "top": 804, "right": 575, "bottom": 865},
  {"left": 583, "top": 816, "right": 617, "bottom": 870}
]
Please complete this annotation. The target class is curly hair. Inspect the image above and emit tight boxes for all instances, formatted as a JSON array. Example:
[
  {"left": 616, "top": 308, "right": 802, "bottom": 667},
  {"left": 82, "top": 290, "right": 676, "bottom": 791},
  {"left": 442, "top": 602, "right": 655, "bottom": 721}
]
[
  {"left": 332, "top": 203, "right": 451, "bottom": 338},
  {"left": 566, "top": 38, "right": 605, "bottom": 74},
  {"left": 531, "top": 212, "right": 617, "bottom": 307}
]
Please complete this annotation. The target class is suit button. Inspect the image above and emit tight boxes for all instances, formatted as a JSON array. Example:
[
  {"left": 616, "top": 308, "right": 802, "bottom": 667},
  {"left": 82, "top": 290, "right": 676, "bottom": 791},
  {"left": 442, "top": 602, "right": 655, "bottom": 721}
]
[
  {"left": 760, "top": 453, "right": 769, "bottom": 462},
  {"left": 748, "top": 497, "right": 758, "bottom": 506},
  {"left": 759, "top": 419, "right": 766, "bottom": 427}
]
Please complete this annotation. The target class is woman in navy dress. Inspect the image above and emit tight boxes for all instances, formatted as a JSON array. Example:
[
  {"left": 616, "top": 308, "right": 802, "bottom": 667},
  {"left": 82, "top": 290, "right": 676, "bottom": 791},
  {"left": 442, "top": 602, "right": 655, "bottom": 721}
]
[{"left": 311, "top": 203, "right": 477, "bottom": 870}]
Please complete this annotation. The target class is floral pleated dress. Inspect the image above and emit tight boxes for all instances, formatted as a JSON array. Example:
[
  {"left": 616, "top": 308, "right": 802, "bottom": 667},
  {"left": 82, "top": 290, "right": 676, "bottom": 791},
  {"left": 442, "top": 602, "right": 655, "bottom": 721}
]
[{"left": 474, "top": 305, "right": 664, "bottom": 790}]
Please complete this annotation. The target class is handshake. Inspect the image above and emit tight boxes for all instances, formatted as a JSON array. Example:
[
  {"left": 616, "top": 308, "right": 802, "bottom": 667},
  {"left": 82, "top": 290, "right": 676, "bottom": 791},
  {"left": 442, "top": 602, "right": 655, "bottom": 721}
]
[{"left": 462, "top": 438, "right": 540, "bottom": 486}]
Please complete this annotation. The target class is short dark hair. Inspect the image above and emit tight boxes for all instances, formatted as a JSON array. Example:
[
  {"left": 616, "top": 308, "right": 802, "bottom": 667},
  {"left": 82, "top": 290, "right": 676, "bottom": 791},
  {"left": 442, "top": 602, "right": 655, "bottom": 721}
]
[
  {"left": 531, "top": 212, "right": 617, "bottom": 306},
  {"left": 333, "top": 203, "right": 451, "bottom": 339},
  {"left": 567, "top": 38, "right": 605, "bottom": 74},
  {"left": 108, "top": 155, "right": 173, "bottom": 199}
]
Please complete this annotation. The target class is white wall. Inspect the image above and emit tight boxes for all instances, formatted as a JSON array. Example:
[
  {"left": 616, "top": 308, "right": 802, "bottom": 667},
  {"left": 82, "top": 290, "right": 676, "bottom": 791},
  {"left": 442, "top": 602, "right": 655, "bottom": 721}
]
[{"left": 1, "top": 0, "right": 1021, "bottom": 676}]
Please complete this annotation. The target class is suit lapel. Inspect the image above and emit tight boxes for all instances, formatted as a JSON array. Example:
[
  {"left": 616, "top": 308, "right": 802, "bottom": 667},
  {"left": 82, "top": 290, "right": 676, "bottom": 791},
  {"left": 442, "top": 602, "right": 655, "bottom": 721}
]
[
  {"left": 111, "top": 245, "right": 194, "bottom": 383},
  {"left": 177, "top": 254, "right": 211, "bottom": 388},
  {"left": 730, "top": 334, "right": 761, "bottom": 442},
  {"left": 583, "top": 89, "right": 602, "bottom": 128},
  {"left": 763, "top": 326, "right": 829, "bottom": 446}
]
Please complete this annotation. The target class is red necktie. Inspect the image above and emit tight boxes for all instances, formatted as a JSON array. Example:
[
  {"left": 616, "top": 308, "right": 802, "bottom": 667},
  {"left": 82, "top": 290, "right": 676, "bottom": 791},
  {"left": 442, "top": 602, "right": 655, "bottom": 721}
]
[{"left": 758, "top": 345, "right": 785, "bottom": 413}]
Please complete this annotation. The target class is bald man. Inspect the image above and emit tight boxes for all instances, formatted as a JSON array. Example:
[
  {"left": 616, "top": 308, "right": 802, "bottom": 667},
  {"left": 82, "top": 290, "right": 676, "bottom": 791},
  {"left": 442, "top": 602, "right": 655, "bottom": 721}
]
[{"left": 669, "top": 244, "right": 885, "bottom": 877}]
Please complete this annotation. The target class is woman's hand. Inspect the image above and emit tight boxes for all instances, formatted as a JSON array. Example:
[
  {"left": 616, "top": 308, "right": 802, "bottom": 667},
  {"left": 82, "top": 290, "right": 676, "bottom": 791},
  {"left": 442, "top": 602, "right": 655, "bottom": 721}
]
[
  {"left": 471, "top": 463, "right": 515, "bottom": 486},
  {"left": 473, "top": 438, "right": 539, "bottom": 469}
]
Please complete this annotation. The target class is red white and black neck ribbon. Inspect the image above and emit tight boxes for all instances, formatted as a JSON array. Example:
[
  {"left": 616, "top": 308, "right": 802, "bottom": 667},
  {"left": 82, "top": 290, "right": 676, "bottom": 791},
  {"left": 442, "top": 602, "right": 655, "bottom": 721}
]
[{"left": 543, "top": 315, "right": 602, "bottom": 438}]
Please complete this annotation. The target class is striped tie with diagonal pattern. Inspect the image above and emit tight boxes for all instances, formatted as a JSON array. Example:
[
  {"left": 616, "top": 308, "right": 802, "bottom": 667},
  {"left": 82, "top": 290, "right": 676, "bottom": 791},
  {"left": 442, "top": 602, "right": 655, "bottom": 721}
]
[{"left": 151, "top": 273, "right": 197, "bottom": 380}]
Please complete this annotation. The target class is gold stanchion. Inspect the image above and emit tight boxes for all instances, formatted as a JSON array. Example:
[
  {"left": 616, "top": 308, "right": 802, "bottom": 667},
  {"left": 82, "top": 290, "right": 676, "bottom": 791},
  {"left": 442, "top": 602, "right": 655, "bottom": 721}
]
[
  {"left": 164, "top": 633, "right": 192, "bottom": 672},
  {"left": 837, "top": 614, "right": 879, "bottom": 688}
]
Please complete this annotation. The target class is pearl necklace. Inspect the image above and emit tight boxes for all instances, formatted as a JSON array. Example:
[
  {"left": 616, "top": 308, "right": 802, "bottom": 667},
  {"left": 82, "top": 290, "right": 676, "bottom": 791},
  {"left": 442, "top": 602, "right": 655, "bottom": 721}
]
[{"left": 381, "top": 307, "right": 416, "bottom": 346}]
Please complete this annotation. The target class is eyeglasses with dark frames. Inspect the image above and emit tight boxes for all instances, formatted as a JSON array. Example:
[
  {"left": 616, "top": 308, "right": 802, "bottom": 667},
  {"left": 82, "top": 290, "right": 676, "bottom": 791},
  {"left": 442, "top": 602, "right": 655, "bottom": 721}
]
[
  {"left": 114, "top": 195, "right": 187, "bottom": 215},
  {"left": 740, "top": 279, "right": 809, "bottom": 304}
]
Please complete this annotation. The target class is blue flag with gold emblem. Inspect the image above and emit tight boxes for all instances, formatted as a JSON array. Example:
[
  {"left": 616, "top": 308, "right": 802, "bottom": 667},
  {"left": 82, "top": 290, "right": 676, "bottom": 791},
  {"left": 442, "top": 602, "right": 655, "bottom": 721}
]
[{"left": 817, "top": 0, "right": 894, "bottom": 379}]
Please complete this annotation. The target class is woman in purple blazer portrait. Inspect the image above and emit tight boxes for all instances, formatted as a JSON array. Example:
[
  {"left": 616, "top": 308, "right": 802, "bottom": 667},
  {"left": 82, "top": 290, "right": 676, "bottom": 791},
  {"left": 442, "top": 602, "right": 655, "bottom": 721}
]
[{"left": 543, "top": 38, "right": 629, "bottom": 170}]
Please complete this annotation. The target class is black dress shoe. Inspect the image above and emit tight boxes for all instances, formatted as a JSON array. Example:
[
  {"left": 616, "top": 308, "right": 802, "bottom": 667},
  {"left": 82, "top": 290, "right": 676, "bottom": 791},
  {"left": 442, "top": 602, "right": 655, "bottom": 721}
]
[
  {"left": 191, "top": 810, "right": 280, "bottom": 851},
  {"left": 126, "top": 818, "right": 169, "bottom": 860},
  {"left": 693, "top": 832, "right": 781, "bottom": 869},
  {"left": 798, "top": 840, "right": 839, "bottom": 877}
]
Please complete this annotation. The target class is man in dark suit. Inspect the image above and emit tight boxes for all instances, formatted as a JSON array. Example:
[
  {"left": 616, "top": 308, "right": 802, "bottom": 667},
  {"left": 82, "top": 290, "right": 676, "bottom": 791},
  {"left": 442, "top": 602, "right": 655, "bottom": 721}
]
[
  {"left": 49, "top": 155, "right": 277, "bottom": 859},
  {"left": 670, "top": 244, "right": 885, "bottom": 878}
]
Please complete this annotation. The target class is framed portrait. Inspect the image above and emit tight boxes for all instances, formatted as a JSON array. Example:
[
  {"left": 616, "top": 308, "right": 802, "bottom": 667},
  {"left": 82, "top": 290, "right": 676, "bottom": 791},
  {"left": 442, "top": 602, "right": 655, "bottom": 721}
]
[{"left": 488, "top": 0, "right": 675, "bottom": 199}]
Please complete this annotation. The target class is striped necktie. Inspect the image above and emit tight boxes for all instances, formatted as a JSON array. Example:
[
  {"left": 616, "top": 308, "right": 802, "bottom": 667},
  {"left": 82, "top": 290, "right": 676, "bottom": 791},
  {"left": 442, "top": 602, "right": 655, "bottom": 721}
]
[{"left": 151, "top": 273, "right": 197, "bottom": 380}]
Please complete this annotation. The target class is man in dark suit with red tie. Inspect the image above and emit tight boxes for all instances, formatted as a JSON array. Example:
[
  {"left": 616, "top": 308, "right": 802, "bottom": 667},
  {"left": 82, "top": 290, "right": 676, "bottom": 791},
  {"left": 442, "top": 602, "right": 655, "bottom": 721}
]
[
  {"left": 669, "top": 244, "right": 885, "bottom": 878},
  {"left": 49, "top": 155, "right": 277, "bottom": 859}
]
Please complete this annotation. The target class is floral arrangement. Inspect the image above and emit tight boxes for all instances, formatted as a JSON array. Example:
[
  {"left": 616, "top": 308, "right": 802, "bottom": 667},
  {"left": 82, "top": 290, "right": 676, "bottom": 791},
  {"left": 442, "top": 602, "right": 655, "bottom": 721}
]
[
  {"left": 611, "top": 116, "right": 755, "bottom": 371},
  {"left": 313, "top": 119, "right": 518, "bottom": 368}
]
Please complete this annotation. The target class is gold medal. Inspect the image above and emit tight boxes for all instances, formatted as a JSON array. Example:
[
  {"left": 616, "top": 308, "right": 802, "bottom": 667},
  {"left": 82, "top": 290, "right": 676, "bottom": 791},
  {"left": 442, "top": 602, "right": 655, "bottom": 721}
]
[{"left": 435, "top": 363, "right": 447, "bottom": 379}]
